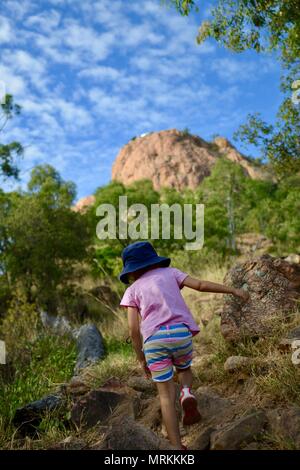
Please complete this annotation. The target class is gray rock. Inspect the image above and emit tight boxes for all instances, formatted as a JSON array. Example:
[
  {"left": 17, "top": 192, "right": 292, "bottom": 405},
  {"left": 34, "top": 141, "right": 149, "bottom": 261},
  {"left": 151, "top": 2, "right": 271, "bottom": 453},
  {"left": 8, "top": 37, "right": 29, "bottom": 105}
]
[
  {"left": 102, "top": 415, "right": 174, "bottom": 450},
  {"left": 224, "top": 356, "right": 253, "bottom": 372},
  {"left": 74, "top": 323, "right": 105, "bottom": 373},
  {"left": 191, "top": 426, "right": 214, "bottom": 450},
  {"left": 13, "top": 394, "right": 64, "bottom": 436},
  {"left": 279, "top": 326, "right": 300, "bottom": 350},
  {"left": 267, "top": 407, "right": 300, "bottom": 448},
  {"left": 210, "top": 411, "right": 267, "bottom": 450},
  {"left": 40, "top": 311, "right": 73, "bottom": 336},
  {"left": 196, "top": 386, "right": 233, "bottom": 421}
]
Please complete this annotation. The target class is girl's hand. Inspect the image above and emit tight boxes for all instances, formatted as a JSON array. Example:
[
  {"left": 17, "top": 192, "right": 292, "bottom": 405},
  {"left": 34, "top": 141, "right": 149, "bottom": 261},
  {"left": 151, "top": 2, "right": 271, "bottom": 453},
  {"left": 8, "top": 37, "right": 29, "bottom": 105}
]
[
  {"left": 233, "top": 288, "right": 250, "bottom": 303},
  {"left": 139, "top": 359, "right": 152, "bottom": 379}
]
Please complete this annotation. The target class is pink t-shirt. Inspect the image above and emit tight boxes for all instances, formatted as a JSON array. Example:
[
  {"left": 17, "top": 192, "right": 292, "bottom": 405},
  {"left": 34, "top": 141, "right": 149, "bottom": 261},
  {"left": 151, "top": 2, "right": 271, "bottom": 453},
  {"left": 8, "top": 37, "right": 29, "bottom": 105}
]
[{"left": 120, "top": 267, "right": 200, "bottom": 342}]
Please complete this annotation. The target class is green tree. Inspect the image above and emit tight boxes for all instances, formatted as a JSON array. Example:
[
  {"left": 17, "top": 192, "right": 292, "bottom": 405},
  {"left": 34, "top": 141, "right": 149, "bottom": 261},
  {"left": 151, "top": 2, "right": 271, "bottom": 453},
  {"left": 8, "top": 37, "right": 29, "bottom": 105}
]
[
  {"left": 165, "top": 0, "right": 300, "bottom": 174},
  {"left": 89, "top": 180, "right": 162, "bottom": 277},
  {"left": 28, "top": 164, "right": 76, "bottom": 208},
  {"left": 193, "top": 158, "right": 248, "bottom": 253},
  {"left": 0, "top": 94, "right": 23, "bottom": 180},
  {"left": 1, "top": 165, "right": 90, "bottom": 312},
  {"left": 88, "top": 179, "right": 193, "bottom": 277}
]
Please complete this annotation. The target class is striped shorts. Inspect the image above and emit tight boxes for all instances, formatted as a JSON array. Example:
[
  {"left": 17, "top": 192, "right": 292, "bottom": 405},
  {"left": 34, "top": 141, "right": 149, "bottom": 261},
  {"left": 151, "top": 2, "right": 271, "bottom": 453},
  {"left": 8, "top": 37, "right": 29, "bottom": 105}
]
[{"left": 143, "top": 323, "right": 193, "bottom": 382}]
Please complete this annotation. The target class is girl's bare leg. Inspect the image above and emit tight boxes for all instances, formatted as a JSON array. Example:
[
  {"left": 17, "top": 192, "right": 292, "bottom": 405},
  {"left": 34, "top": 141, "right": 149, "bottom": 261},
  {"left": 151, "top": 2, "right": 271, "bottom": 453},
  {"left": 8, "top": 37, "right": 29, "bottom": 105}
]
[
  {"left": 176, "top": 366, "right": 193, "bottom": 388},
  {"left": 156, "top": 378, "right": 182, "bottom": 449}
]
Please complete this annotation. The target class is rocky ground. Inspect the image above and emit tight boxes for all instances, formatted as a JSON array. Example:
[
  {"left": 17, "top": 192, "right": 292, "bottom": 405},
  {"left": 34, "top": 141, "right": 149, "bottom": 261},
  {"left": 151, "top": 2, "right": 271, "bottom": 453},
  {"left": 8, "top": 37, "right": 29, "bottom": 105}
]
[{"left": 6, "top": 253, "right": 300, "bottom": 450}]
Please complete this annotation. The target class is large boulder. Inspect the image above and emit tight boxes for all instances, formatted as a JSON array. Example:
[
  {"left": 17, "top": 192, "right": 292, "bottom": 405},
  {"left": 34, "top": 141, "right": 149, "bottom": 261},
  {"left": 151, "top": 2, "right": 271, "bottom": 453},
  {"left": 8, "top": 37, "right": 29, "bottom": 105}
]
[
  {"left": 195, "top": 386, "right": 233, "bottom": 422},
  {"left": 71, "top": 389, "right": 127, "bottom": 428},
  {"left": 100, "top": 415, "right": 174, "bottom": 450},
  {"left": 111, "top": 129, "right": 265, "bottom": 191},
  {"left": 210, "top": 411, "right": 267, "bottom": 450},
  {"left": 74, "top": 323, "right": 105, "bottom": 373},
  {"left": 221, "top": 254, "right": 300, "bottom": 341},
  {"left": 13, "top": 394, "right": 64, "bottom": 436},
  {"left": 266, "top": 407, "right": 300, "bottom": 448}
]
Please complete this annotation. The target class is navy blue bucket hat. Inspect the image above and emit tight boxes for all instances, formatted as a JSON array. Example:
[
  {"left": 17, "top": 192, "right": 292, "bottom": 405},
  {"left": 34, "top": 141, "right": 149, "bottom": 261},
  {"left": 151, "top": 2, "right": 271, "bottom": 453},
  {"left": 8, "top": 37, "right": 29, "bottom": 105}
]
[{"left": 119, "top": 241, "right": 171, "bottom": 284}]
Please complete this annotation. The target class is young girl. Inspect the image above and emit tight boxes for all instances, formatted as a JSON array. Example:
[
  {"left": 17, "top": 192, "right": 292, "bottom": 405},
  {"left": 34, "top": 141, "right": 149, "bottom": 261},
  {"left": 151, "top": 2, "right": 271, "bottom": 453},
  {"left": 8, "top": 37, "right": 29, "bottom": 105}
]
[{"left": 119, "top": 241, "right": 249, "bottom": 450}]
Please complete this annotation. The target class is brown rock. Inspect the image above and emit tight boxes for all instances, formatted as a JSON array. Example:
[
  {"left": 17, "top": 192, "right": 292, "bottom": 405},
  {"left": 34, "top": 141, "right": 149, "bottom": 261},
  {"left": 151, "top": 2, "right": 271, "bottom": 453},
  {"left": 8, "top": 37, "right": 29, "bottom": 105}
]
[
  {"left": 191, "top": 426, "right": 214, "bottom": 450},
  {"left": 267, "top": 407, "right": 300, "bottom": 448},
  {"left": 213, "top": 137, "right": 265, "bottom": 180},
  {"left": 220, "top": 254, "right": 300, "bottom": 341},
  {"left": 210, "top": 411, "right": 267, "bottom": 450},
  {"left": 71, "top": 389, "right": 126, "bottom": 428},
  {"left": 139, "top": 397, "right": 161, "bottom": 430},
  {"left": 49, "top": 436, "right": 88, "bottom": 450},
  {"left": 242, "top": 442, "right": 260, "bottom": 450},
  {"left": 112, "top": 129, "right": 266, "bottom": 191},
  {"left": 101, "top": 415, "right": 174, "bottom": 450},
  {"left": 127, "top": 376, "right": 156, "bottom": 393},
  {"left": 72, "top": 195, "right": 95, "bottom": 213},
  {"left": 66, "top": 376, "right": 90, "bottom": 396}
]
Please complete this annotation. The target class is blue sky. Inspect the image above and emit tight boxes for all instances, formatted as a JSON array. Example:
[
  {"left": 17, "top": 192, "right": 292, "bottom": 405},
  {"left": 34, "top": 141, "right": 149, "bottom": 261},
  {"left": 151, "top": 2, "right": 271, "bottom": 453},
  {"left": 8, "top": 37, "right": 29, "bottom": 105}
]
[{"left": 0, "top": 0, "right": 282, "bottom": 200}]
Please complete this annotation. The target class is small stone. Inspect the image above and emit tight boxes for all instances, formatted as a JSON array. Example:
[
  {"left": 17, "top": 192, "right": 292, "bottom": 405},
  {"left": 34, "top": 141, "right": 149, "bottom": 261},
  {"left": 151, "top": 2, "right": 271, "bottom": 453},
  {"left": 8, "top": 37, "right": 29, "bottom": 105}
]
[
  {"left": 192, "top": 354, "right": 215, "bottom": 368},
  {"left": 224, "top": 356, "right": 253, "bottom": 372}
]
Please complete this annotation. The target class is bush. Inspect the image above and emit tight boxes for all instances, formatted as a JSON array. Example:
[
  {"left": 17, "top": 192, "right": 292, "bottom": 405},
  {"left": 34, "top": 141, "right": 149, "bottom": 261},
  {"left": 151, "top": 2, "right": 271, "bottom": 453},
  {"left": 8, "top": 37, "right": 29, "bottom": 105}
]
[
  {"left": 0, "top": 332, "right": 76, "bottom": 448},
  {"left": 0, "top": 292, "right": 40, "bottom": 366}
]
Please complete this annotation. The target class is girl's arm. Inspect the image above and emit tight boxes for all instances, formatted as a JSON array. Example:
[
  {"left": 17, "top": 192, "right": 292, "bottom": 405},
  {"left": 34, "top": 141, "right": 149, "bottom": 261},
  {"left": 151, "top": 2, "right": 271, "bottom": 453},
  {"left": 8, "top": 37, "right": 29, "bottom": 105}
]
[
  {"left": 182, "top": 276, "right": 250, "bottom": 302},
  {"left": 127, "top": 307, "right": 151, "bottom": 378}
]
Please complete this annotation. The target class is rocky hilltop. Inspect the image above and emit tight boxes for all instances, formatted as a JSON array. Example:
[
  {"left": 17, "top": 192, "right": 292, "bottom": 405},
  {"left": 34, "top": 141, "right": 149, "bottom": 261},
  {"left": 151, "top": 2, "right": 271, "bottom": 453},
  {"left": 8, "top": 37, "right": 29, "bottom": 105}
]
[{"left": 111, "top": 129, "right": 266, "bottom": 191}]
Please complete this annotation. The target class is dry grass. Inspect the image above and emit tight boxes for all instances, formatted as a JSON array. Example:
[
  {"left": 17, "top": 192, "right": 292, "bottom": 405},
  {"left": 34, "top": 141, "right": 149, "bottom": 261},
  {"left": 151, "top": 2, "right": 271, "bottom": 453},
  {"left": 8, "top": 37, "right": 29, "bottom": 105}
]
[{"left": 191, "top": 308, "right": 300, "bottom": 408}]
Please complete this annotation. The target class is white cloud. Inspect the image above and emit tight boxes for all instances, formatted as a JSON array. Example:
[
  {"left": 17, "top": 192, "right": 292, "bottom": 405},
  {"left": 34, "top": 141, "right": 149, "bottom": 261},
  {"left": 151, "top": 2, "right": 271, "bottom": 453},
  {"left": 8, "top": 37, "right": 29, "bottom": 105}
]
[
  {"left": 0, "top": 0, "right": 281, "bottom": 200},
  {"left": 1, "top": 1, "right": 33, "bottom": 21},
  {"left": 0, "top": 16, "right": 13, "bottom": 43},
  {"left": 79, "top": 66, "right": 121, "bottom": 81},
  {"left": 2, "top": 50, "right": 49, "bottom": 90},
  {"left": 0, "top": 64, "right": 27, "bottom": 97},
  {"left": 211, "top": 58, "right": 259, "bottom": 82},
  {"left": 25, "top": 10, "right": 61, "bottom": 33}
]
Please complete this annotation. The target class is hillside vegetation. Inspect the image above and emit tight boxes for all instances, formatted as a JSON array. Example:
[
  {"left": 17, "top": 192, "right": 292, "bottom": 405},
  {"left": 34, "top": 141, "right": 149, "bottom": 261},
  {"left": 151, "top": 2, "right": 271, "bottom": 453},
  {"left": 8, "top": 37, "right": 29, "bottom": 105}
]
[{"left": 0, "top": 155, "right": 299, "bottom": 449}]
